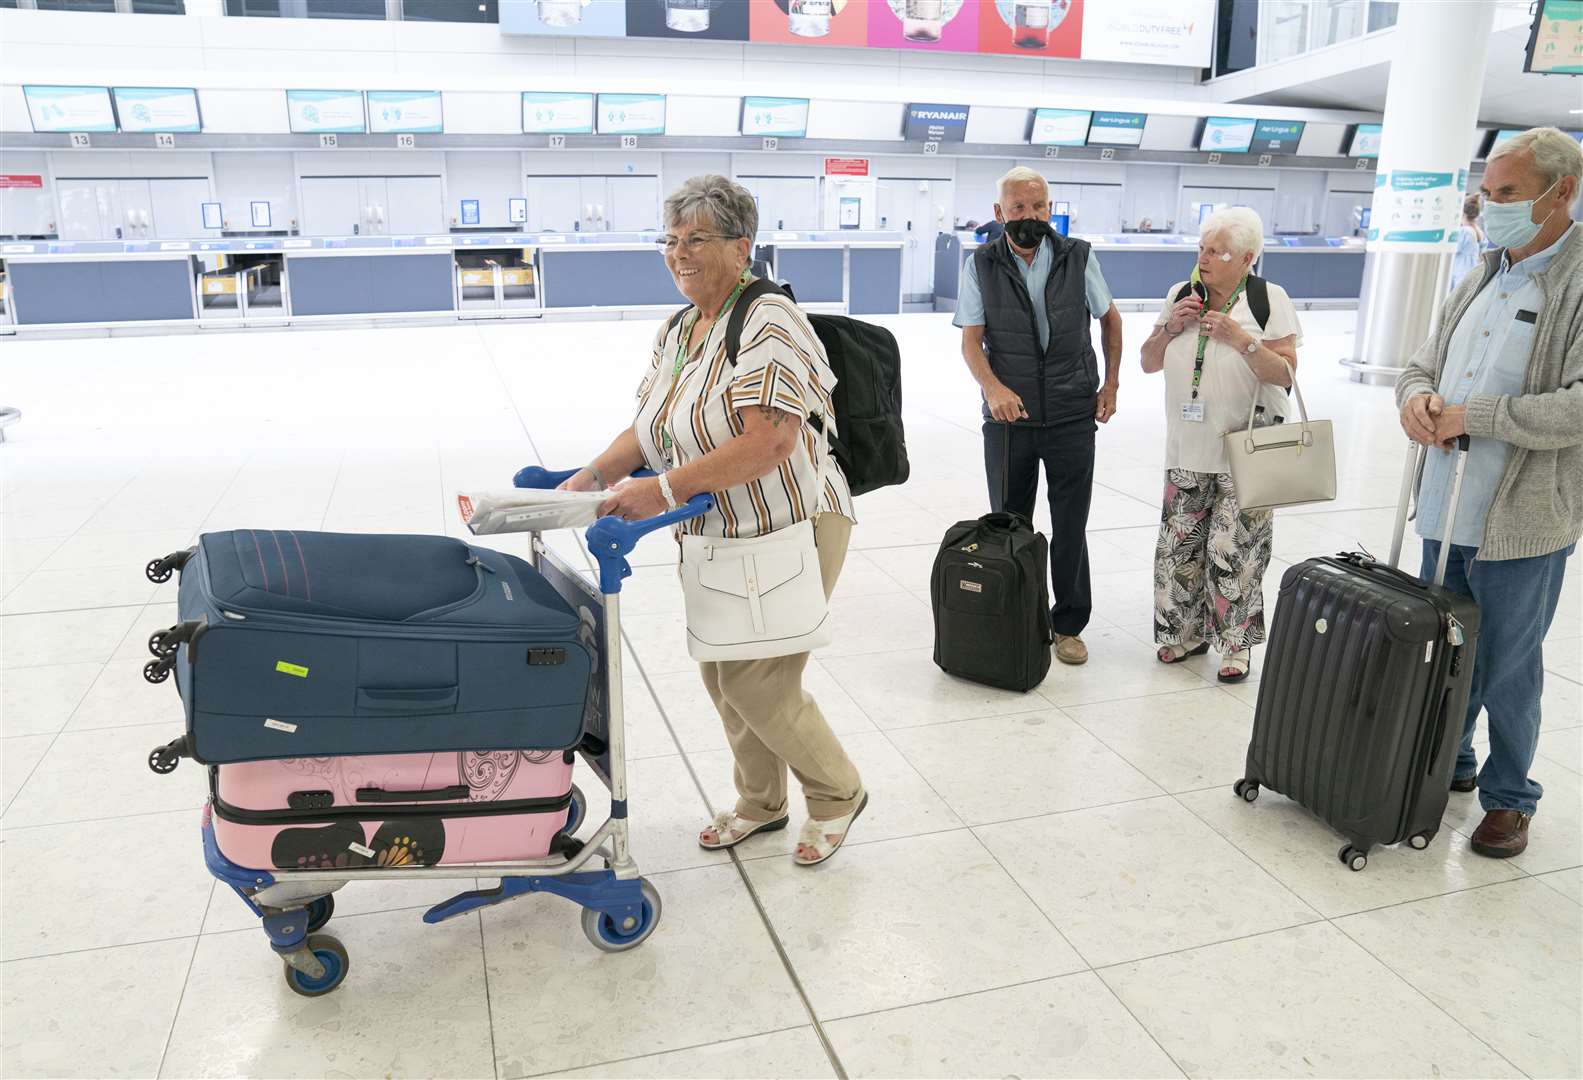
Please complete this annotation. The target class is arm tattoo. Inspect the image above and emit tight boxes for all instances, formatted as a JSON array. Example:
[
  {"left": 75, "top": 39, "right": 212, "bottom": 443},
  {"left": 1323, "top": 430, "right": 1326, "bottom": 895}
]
[{"left": 756, "top": 406, "right": 793, "bottom": 428}]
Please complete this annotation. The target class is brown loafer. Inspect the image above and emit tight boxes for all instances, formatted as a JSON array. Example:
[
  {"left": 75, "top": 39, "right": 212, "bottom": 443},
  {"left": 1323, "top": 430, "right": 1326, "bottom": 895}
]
[
  {"left": 1450, "top": 775, "right": 1477, "bottom": 793},
  {"left": 1054, "top": 634, "right": 1088, "bottom": 666},
  {"left": 1470, "top": 809, "right": 1531, "bottom": 859}
]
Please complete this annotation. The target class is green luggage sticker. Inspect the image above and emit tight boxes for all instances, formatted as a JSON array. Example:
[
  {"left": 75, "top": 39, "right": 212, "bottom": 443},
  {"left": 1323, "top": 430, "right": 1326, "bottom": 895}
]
[{"left": 275, "top": 661, "right": 310, "bottom": 678}]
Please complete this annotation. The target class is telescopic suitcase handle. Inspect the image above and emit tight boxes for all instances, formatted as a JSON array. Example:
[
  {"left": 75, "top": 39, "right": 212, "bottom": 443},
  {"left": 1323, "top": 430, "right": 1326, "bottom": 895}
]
[{"left": 1388, "top": 433, "right": 1472, "bottom": 587}]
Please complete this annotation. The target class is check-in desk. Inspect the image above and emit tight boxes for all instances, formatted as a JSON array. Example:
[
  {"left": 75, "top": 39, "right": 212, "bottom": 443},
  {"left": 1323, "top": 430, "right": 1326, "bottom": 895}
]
[
  {"left": 1, "top": 229, "right": 904, "bottom": 334},
  {"left": 936, "top": 232, "right": 1367, "bottom": 310}
]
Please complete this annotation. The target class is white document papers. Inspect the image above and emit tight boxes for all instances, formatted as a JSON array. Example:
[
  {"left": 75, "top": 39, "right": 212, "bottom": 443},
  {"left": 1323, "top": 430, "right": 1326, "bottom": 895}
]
[{"left": 457, "top": 488, "right": 609, "bottom": 534}]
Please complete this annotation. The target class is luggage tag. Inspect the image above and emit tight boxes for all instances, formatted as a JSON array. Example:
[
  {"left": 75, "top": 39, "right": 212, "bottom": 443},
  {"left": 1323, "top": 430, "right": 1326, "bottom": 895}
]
[{"left": 1179, "top": 401, "right": 1206, "bottom": 423}]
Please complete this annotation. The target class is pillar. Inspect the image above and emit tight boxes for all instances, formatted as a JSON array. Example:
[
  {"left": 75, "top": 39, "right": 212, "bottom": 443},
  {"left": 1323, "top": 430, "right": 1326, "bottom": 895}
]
[{"left": 1345, "top": 0, "right": 1497, "bottom": 384}]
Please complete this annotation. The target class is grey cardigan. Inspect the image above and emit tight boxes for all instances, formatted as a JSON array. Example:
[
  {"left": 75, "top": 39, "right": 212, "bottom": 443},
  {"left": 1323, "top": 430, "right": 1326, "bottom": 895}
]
[{"left": 1396, "top": 225, "right": 1583, "bottom": 561}]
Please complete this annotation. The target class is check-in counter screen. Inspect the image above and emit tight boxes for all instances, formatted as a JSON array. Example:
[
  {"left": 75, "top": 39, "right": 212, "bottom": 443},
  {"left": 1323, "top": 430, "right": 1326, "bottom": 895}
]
[
  {"left": 24, "top": 86, "right": 117, "bottom": 133},
  {"left": 287, "top": 90, "right": 367, "bottom": 134},
  {"left": 1086, "top": 111, "right": 1146, "bottom": 147},
  {"left": 1349, "top": 123, "right": 1383, "bottom": 158},
  {"left": 522, "top": 92, "right": 595, "bottom": 134},
  {"left": 367, "top": 91, "right": 443, "bottom": 134},
  {"left": 112, "top": 88, "right": 201, "bottom": 133},
  {"left": 1030, "top": 108, "right": 1091, "bottom": 146},
  {"left": 1199, "top": 116, "right": 1256, "bottom": 153}
]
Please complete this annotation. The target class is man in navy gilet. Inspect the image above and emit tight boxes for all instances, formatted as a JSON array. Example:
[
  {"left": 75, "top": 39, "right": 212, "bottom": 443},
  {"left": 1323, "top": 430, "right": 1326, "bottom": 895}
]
[{"left": 954, "top": 167, "right": 1123, "bottom": 666}]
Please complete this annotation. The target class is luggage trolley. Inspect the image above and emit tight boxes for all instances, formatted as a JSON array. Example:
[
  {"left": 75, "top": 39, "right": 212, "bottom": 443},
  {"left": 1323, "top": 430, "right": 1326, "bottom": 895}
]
[{"left": 146, "top": 469, "right": 710, "bottom": 996}]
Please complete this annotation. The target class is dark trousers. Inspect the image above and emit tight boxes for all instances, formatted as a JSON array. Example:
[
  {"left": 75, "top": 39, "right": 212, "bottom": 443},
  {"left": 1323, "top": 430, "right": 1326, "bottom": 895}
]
[{"left": 983, "top": 420, "right": 1094, "bottom": 636}]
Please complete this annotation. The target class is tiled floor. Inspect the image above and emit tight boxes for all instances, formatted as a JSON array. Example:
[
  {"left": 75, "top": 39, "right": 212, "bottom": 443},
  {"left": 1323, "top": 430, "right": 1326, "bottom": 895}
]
[{"left": 2, "top": 311, "right": 1580, "bottom": 1079}]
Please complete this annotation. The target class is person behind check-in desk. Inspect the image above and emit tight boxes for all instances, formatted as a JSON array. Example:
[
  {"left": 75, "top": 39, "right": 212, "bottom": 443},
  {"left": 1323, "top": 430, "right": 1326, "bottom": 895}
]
[
  {"left": 1396, "top": 126, "right": 1582, "bottom": 860},
  {"left": 1140, "top": 206, "right": 1303, "bottom": 684},
  {"left": 558, "top": 174, "right": 867, "bottom": 867}
]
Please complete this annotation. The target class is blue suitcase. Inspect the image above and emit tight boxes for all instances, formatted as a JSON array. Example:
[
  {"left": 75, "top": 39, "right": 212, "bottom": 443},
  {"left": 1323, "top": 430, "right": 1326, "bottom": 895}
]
[{"left": 142, "top": 529, "right": 594, "bottom": 769}]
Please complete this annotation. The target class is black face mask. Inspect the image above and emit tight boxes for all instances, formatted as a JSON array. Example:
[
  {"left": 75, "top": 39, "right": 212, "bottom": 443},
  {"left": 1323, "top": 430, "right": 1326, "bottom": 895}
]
[{"left": 1004, "top": 218, "right": 1050, "bottom": 249}]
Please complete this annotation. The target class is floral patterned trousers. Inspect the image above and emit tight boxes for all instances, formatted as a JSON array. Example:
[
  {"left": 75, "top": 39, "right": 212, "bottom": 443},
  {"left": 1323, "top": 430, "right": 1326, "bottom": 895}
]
[{"left": 1153, "top": 470, "right": 1274, "bottom": 654}]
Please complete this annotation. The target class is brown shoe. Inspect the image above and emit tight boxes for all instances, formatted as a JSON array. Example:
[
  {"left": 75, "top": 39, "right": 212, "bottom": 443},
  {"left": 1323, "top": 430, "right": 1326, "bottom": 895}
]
[
  {"left": 1450, "top": 775, "right": 1477, "bottom": 793},
  {"left": 1054, "top": 634, "right": 1088, "bottom": 665},
  {"left": 1470, "top": 809, "right": 1531, "bottom": 859}
]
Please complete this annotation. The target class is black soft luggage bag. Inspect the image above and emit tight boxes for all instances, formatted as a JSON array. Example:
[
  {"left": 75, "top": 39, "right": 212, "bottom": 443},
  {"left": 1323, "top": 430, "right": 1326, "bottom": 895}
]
[
  {"left": 931, "top": 500, "right": 1053, "bottom": 693},
  {"left": 1235, "top": 437, "right": 1481, "bottom": 871}
]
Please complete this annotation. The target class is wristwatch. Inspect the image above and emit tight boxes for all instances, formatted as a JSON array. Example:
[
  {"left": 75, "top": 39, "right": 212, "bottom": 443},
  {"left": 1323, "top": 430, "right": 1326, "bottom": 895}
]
[
  {"left": 1243, "top": 340, "right": 1259, "bottom": 356},
  {"left": 657, "top": 471, "right": 679, "bottom": 511}
]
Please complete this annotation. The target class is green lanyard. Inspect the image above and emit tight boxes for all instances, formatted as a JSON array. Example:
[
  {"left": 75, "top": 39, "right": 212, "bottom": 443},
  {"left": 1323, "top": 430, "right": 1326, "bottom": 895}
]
[
  {"left": 1191, "top": 275, "right": 1247, "bottom": 401},
  {"left": 661, "top": 271, "right": 752, "bottom": 455}
]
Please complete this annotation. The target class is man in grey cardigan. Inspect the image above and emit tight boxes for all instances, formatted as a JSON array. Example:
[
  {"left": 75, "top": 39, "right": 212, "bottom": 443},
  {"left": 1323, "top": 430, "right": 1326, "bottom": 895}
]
[{"left": 1396, "top": 126, "right": 1582, "bottom": 859}]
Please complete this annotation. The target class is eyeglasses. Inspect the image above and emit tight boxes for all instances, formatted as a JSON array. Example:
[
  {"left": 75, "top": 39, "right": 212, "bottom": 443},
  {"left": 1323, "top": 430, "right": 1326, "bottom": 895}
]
[
  {"left": 655, "top": 232, "right": 742, "bottom": 254},
  {"left": 1197, "top": 244, "right": 1235, "bottom": 263}
]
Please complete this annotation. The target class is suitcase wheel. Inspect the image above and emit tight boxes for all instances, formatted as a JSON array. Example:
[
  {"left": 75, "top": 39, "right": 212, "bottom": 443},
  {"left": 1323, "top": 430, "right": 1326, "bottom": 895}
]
[
  {"left": 560, "top": 784, "right": 586, "bottom": 837},
  {"left": 282, "top": 933, "right": 349, "bottom": 997},
  {"left": 305, "top": 894, "right": 335, "bottom": 933},
  {"left": 142, "top": 659, "right": 172, "bottom": 684},
  {"left": 582, "top": 878, "right": 661, "bottom": 953},
  {"left": 1338, "top": 845, "right": 1368, "bottom": 872},
  {"left": 1232, "top": 779, "right": 1259, "bottom": 803},
  {"left": 145, "top": 558, "right": 174, "bottom": 585},
  {"left": 148, "top": 630, "right": 174, "bottom": 658},
  {"left": 1408, "top": 831, "right": 1433, "bottom": 851}
]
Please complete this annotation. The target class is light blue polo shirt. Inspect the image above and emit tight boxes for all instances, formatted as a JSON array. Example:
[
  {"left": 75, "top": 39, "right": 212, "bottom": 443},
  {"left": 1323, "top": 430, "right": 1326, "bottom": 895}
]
[
  {"left": 1417, "top": 223, "right": 1575, "bottom": 548},
  {"left": 953, "top": 236, "right": 1114, "bottom": 348}
]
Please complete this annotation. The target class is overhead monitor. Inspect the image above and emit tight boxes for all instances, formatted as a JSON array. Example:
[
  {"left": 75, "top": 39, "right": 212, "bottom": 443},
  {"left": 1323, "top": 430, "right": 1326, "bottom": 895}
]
[
  {"left": 24, "top": 85, "right": 117, "bottom": 133},
  {"left": 1249, "top": 119, "right": 1305, "bottom": 155},
  {"left": 286, "top": 90, "right": 366, "bottom": 134},
  {"left": 904, "top": 103, "right": 970, "bottom": 143},
  {"left": 522, "top": 92, "right": 595, "bottom": 134},
  {"left": 1524, "top": 0, "right": 1582, "bottom": 74},
  {"left": 112, "top": 87, "right": 201, "bottom": 133},
  {"left": 1029, "top": 108, "right": 1091, "bottom": 147},
  {"left": 1348, "top": 123, "right": 1383, "bottom": 158},
  {"left": 741, "top": 96, "right": 809, "bottom": 139},
  {"left": 1086, "top": 111, "right": 1146, "bottom": 147},
  {"left": 367, "top": 90, "right": 444, "bottom": 134},
  {"left": 596, "top": 93, "right": 666, "bottom": 135},
  {"left": 1198, "top": 116, "right": 1256, "bottom": 153}
]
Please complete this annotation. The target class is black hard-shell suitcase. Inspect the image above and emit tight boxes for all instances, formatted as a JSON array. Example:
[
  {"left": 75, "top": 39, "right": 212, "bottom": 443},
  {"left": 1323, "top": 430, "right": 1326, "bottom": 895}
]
[
  {"left": 931, "top": 427, "right": 1054, "bottom": 692},
  {"left": 1235, "top": 436, "right": 1481, "bottom": 870}
]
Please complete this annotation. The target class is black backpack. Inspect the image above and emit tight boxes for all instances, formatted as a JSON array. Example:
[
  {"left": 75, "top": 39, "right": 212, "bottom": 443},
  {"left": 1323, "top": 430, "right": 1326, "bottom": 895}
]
[
  {"left": 664, "top": 278, "right": 909, "bottom": 497},
  {"left": 1173, "top": 273, "right": 1271, "bottom": 330},
  {"left": 931, "top": 512, "right": 1053, "bottom": 693}
]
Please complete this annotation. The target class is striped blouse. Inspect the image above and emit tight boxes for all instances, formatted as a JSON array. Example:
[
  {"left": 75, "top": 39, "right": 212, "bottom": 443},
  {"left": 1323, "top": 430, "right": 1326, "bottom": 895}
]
[{"left": 633, "top": 292, "right": 856, "bottom": 540}]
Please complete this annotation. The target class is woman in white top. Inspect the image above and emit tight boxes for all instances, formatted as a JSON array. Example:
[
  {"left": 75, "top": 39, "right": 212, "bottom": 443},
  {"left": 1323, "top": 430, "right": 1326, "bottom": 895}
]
[
  {"left": 559, "top": 175, "right": 866, "bottom": 866},
  {"left": 1138, "top": 207, "right": 1303, "bottom": 683},
  {"left": 1449, "top": 194, "right": 1485, "bottom": 290}
]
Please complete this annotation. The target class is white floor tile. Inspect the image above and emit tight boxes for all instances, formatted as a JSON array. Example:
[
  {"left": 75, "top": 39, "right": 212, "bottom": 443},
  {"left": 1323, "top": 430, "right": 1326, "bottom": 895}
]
[
  {"left": 37, "top": 528, "right": 198, "bottom": 573},
  {"left": 162, "top": 909, "right": 495, "bottom": 1079},
  {"left": 1035, "top": 626, "right": 1211, "bottom": 708},
  {"left": 887, "top": 710, "right": 1163, "bottom": 825},
  {"left": 1101, "top": 922, "right": 1523, "bottom": 1079},
  {"left": 1, "top": 938, "right": 197, "bottom": 1079},
  {"left": 0, "top": 607, "right": 141, "bottom": 668},
  {"left": 2, "top": 733, "right": 53, "bottom": 813},
  {"left": 820, "top": 647, "right": 1050, "bottom": 730},
  {"left": 1336, "top": 878, "right": 1582, "bottom": 1079},
  {"left": 0, "top": 662, "right": 102, "bottom": 736},
  {"left": 977, "top": 797, "right": 1319, "bottom": 967},
  {"left": 0, "top": 566, "right": 158, "bottom": 615},
  {"left": 4, "top": 723, "right": 207, "bottom": 829},
  {"left": 743, "top": 830, "right": 1086, "bottom": 1020},
  {"left": 111, "top": 603, "right": 179, "bottom": 661},
  {"left": 825, "top": 973, "right": 1182, "bottom": 1080},
  {"left": 689, "top": 731, "right": 961, "bottom": 854},
  {"left": 619, "top": 610, "right": 696, "bottom": 677},
  {"left": 3, "top": 809, "right": 213, "bottom": 961},
  {"left": 547, "top": 1027, "right": 836, "bottom": 1079},
  {"left": 1439, "top": 765, "right": 1583, "bottom": 875},
  {"left": 1064, "top": 686, "right": 1254, "bottom": 793},
  {"left": 1174, "top": 787, "right": 1524, "bottom": 918},
  {"left": 1534, "top": 866, "right": 1583, "bottom": 905},
  {"left": 818, "top": 590, "right": 935, "bottom": 658},
  {"left": 644, "top": 659, "right": 873, "bottom": 755},
  {"left": 572, "top": 753, "right": 730, "bottom": 877},
  {"left": 484, "top": 865, "right": 805, "bottom": 1078},
  {"left": 1538, "top": 725, "right": 1583, "bottom": 775},
  {"left": 66, "top": 658, "right": 187, "bottom": 731},
  {"left": 1545, "top": 636, "right": 1581, "bottom": 684}
]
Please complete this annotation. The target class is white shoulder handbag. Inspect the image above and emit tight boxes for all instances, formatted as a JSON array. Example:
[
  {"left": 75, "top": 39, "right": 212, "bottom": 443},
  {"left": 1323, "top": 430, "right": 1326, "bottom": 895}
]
[
  {"left": 1222, "top": 358, "right": 1336, "bottom": 512},
  {"left": 678, "top": 420, "right": 833, "bottom": 662}
]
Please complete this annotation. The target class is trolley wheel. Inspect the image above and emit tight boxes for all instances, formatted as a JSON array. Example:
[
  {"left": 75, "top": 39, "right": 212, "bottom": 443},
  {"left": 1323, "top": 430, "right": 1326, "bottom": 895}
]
[
  {"left": 581, "top": 879, "right": 661, "bottom": 953},
  {"left": 1408, "top": 831, "right": 1432, "bottom": 851},
  {"left": 148, "top": 630, "right": 172, "bottom": 657},
  {"left": 305, "top": 894, "right": 335, "bottom": 933},
  {"left": 1233, "top": 779, "right": 1259, "bottom": 803},
  {"left": 1339, "top": 845, "right": 1368, "bottom": 872},
  {"left": 145, "top": 558, "right": 173, "bottom": 584},
  {"left": 282, "top": 934, "right": 349, "bottom": 997},
  {"left": 142, "top": 659, "right": 171, "bottom": 684},
  {"left": 148, "top": 745, "right": 179, "bottom": 775},
  {"left": 561, "top": 784, "right": 586, "bottom": 836}
]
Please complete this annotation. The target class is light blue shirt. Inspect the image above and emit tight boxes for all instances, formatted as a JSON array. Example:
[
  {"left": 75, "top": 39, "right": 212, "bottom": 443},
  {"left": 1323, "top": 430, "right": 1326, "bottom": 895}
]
[
  {"left": 952, "top": 237, "right": 1114, "bottom": 349},
  {"left": 1417, "top": 223, "right": 1574, "bottom": 548}
]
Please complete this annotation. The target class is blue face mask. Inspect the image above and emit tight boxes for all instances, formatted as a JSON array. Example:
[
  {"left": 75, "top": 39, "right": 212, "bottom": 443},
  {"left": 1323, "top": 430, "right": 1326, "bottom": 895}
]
[{"left": 1482, "top": 178, "right": 1560, "bottom": 249}]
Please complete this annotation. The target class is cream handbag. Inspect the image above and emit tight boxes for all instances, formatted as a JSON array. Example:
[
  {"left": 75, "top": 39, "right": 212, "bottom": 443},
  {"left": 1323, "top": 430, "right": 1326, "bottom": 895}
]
[
  {"left": 1222, "top": 359, "right": 1336, "bottom": 512},
  {"left": 678, "top": 424, "right": 833, "bottom": 662}
]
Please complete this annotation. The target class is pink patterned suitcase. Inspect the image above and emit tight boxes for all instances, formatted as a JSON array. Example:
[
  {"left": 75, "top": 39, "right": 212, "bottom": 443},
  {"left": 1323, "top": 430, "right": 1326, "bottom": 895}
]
[{"left": 211, "top": 750, "right": 577, "bottom": 871}]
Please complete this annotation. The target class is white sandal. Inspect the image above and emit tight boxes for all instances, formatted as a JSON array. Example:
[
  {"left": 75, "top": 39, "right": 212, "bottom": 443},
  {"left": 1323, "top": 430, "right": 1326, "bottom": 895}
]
[
  {"left": 793, "top": 792, "right": 869, "bottom": 867},
  {"left": 1218, "top": 649, "right": 1251, "bottom": 684},
  {"left": 698, "top": 810, "right": 789, "bottom": 851}
]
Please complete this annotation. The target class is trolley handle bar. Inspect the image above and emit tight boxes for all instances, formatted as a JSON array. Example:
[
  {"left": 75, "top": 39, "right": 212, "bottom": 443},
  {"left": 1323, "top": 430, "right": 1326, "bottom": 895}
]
[{"left": 511, "top": 464, "right": 713, "bottom": 594}]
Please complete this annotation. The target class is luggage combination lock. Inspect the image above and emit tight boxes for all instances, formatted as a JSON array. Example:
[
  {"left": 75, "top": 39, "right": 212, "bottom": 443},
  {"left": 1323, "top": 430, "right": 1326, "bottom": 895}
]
[{"left": 528, "top": 648, "right": 566, "bottom": 666}]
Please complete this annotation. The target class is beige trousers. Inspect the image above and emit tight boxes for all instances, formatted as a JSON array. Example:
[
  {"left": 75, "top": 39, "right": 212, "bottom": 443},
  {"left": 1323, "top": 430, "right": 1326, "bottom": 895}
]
[{"left": 696, "top": 514, "right": 864, "bottom": 822}]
